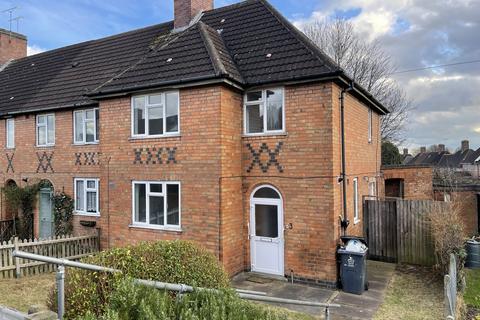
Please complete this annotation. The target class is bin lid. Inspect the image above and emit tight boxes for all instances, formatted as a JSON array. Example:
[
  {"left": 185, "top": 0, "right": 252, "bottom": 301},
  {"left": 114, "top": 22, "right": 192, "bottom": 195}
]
[{"left": 344, "top": 239, "right": 368, "bottom": 253}]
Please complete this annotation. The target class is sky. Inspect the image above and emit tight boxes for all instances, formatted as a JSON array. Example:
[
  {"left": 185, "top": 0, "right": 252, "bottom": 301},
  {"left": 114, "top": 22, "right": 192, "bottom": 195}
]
[{"left": 1, "top": 0, "right": 479, "bottom": 153}]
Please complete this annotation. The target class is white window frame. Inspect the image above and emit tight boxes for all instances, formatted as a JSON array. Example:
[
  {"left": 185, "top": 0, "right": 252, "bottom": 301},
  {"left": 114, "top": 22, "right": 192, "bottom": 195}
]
[
  {"left": 36, "top": 114, "right": 55, "bottom": 147},
  {"left": 74, "top": 108, "right": 99, "bottom": 144},
  {"left": 131, "top": 181, "right": 181, "bottom": 231},
  {"left": 74, "top": 178, "right": 100, "bottom": 216},
  {"left": 353, "top": 177, "right": 359, "bottom": 224},
  {"left": 368, "top": 108, "right": 373, "bottom": 143},
  {"left": 6, "top": 118, "right": 14, "bottom": 149},
  {"left": 131, "top": 91, "right": 180, "bottom": 138},
  {"left": 244, "top": 88, "right": 285, "bottom": 136}
]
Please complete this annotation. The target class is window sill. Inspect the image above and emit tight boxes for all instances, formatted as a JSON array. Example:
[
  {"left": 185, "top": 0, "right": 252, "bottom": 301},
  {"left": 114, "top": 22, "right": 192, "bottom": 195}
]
[
  {"left": 242, "top": 132, "right": 288, "bottom": 138},
  {"left": 36, "top": 145, "right": 55, "bottom": 149},
  {"left": 73, "top": 142, "right": 99, "bottom": 146},
  {"left": 129, "top": 134, "right": 181, "bottom": 141},
  {"left": 73, "top": 212, "right": 100, "bottom": 217},
  {"left": 129, "top": 224, "right": 182, "bottom": 233}
]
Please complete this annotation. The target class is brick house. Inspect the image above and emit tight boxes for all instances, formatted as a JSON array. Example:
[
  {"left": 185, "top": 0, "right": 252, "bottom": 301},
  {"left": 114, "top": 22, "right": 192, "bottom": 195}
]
[
  {"left": 0, "top": 0, "right": 387, "bottom": 285},
  {"left": 383, "top": 140, "right": 480, "bottom": 236}
]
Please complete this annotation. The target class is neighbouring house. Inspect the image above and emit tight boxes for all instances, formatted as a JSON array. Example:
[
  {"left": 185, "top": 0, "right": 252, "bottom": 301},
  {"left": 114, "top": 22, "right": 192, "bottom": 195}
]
[
  {"left": 0, "top": 0, "right": 388, "bottom": 286},
  {"left": 383, "top": 140, "right": 480, "bottom": 236}
]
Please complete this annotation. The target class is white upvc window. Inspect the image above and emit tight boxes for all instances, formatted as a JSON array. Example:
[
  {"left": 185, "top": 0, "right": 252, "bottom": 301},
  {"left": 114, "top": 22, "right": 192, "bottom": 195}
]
[
  {"left": 368, "top": 109, "right": 373, "bottom": 143},
  {"left": 244, "top": 88, "right": 285, "bottom": 135},
  {"left": 353, "top": 178, "right": 359, "bottom": 224},
  {"left": 132, "top": 181, "right": 181, "bottom": 230},
  {"left": 36, "top": 114, "right": 55, "bottom": 146},
  {"left": 6, "top": 118, "right": 14, "bottom": 149},
  {"left": 131, "top": 91, "right": 180, "bottom": 138},
  {"left": 74, "top": 108, "right": 99, "bottom": 144},
  {"left": 74, "top": 178, "right": 100, "bottom": 216}
]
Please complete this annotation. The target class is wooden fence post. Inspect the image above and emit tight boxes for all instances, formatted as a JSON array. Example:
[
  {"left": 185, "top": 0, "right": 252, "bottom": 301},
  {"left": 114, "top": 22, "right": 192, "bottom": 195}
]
[{"left": 14, "top": 237, "right": 20, "bottom": 278}]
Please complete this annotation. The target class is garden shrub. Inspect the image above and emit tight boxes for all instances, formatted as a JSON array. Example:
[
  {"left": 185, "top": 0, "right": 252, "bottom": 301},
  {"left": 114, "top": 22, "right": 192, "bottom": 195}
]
[
  {"left": 51, "top": 191, "right": 74, "bottom": 236},
  {"left": 430, "top": 202, "right": 467, "bottom": 285},
  {"left": 48, "top": 240, "right": 230, "bottom": 319},
  {"left": 77, "top": 278, "right": 291, "bottom": 320}
]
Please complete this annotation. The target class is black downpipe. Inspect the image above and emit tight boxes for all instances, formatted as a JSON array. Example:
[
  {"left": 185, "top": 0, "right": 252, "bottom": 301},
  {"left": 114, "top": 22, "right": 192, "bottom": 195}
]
[{"left": 339, "top": 83, "right": 354, "bottom": 236}]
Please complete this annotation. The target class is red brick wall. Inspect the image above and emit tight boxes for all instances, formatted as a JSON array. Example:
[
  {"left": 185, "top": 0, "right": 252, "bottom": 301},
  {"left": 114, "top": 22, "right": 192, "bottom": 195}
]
[
  {"left": 331, "top": 84, "right": 382, "bottom": 238},
  {"left": 0, "top": 30, "right": 27, "bottom": 65},
  {"left": 382, "top": 166, "right": 434, "bottom": 200},
  {"left": 434, "top": 190, "right": 478, "bottom": 236},
  {"left": 0, "top": 111, "right": 100, "bottom": 236},
  {"left": 0, "top": 81, "right": 382, "bottom": 284}
]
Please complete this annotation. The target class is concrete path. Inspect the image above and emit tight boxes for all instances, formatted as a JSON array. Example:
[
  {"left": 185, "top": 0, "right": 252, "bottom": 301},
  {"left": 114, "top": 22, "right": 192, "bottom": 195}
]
[{"left": 232, "top": 260, "right": 395, "bottom": 320}]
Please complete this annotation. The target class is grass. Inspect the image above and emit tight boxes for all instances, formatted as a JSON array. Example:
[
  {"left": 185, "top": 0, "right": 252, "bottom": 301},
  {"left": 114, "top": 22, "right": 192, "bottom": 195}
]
[
  {"left": 0, "top": 273, "right": 55, "bottom": 312},
  {"left": 465, "top": 269, "right": 480, "bottom": 309},
  {"left": 374, "top": 265, "right": 443, "bottom": 320}
]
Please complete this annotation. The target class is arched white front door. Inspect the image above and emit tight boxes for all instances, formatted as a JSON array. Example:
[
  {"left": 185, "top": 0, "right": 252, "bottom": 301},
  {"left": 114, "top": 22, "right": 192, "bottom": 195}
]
[{"left": 250, "top": 185, "right": 284, "bottom": 276}]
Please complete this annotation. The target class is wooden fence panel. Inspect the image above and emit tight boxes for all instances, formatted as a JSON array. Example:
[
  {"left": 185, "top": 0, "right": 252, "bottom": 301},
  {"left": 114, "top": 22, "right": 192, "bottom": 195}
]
[
  {"left": 0, "top": 234, "right": 99, "bottom": 279},
  {"left": 364, "top": 199, "right": 447, "bottom": 266}
]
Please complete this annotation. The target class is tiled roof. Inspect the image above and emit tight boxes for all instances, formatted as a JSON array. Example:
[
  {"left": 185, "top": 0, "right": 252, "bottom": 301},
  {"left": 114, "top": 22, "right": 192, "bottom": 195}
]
[{"left": 0, "top": 0, "right": 387, "bottom": 116}]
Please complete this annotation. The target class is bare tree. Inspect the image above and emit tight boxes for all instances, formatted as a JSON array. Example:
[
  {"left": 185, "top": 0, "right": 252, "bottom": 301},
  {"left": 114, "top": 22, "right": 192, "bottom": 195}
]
[{"left": 302, "top": 19, "right": 413, "bottom": 143}]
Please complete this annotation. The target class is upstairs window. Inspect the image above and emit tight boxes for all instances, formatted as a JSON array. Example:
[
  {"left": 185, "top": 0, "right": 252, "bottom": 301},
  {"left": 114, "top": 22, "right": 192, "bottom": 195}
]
[
  {"left": 6, "top": 118, "right": 14, "bottom": 149},
  {"left": 132, "top": 91, "right": 180, "bottom": 138},
  {"left": 244, "top": 88, "right": 284, "bottom": 135},
  {"left": 74, "top": 108, "right": 99, "bottom": 144},
  {"left": 368, "top": 109, "right": 373, "bottom": 143},
  {"left": 36, "top": 114, "right": 55, "bottom": 146}
]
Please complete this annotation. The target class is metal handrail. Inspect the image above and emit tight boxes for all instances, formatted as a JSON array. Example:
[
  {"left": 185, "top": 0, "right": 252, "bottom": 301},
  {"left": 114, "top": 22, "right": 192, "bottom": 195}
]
[{"left": 13, "top": 250, "right": 339, "bottom": 320}]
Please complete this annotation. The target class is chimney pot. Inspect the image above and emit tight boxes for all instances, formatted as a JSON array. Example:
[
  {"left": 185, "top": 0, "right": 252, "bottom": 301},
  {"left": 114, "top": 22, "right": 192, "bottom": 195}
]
[
  {"left": 0, "top": 29, "right": 27, "bottom": 65},
  {"left": 461, "top": 140, "right": 469, "bottom": 152},
  {"left": 174, "top": 0, "right": 213, "bottom": 29},
  {"left": 420, "top": 146, "right": 426, "bottom": 153}
]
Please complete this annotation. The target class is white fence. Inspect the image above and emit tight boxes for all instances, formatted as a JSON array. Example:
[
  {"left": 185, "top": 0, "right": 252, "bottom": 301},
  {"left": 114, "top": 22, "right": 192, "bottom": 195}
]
[
  {"left": 444, "top": 253, "right": 457, "bottom": 320},
  {"left": 0, "top": 234, "right": 99, "bottom": 279}
]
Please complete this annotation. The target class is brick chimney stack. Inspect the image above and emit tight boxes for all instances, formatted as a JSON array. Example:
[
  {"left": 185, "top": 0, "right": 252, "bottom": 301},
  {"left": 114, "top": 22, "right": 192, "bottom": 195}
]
[
  {"left": 0, "top": 28, "right": 27, "bottom": 66},
  {"left": 461, "top": 140, "right": 470, "bottom": 152},
  {"left": 438, "top": 144, "right": 446, "bottom": 152},
  {"left": 420, "top": 146, "right": 426, "bottom": 153},
  {"left": 174, "top": 0, "right": 213, "bottom": 29},
  {"left": 403, "top": 148, "right": 408, "bottom": 156}
]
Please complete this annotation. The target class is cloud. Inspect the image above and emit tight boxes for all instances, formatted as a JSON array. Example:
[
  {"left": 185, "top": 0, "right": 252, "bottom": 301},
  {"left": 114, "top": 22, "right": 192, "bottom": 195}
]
[
  {"left": 27, "top": 45, "right": 45, "bottom": 56},
  {"left": 294, "top": 0, "right": 480, "bottom": 151}
]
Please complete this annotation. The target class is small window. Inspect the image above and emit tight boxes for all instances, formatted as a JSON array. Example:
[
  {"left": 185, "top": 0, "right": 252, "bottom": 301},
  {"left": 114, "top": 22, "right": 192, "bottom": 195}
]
[
  {"left": 353, "top": 178, "right": 359, "bottom": 224},
  {"left": 244, "top": 88, "right": 284, "bottom": 135},
  {"left": 132, "top": 181, "right": 180, "bottom": 229},
  {"left": 75, "top": 178, "right": 99, "bottom": 215},
  {"left": 74, "top": 108, "right": 99, "bottom": 144},
  {"left": 36, "top": 114, "right": 55, "bottom": 146},
  {"left": 132, "top": 91, "right": 179, "bottom": 138},
  {"left": 6, "top": 118, "right": 14, "bottom": 149},
  {"left": 368, "top": 109, "right": 373, "bottom": 143}
]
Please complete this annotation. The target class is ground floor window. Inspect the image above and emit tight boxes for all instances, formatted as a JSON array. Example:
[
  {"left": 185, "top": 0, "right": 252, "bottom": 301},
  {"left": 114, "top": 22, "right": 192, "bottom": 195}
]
[
  {"left": 74, "top": 178, "right": 99, "bottom": 215},
  {"left": 132, "top": 181, "right": 180, "bottom": 229}
]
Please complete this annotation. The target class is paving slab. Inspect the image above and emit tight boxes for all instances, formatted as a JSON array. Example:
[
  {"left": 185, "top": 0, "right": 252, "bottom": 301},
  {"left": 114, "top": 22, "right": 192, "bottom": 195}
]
[{"left": 232, "top": 260, "right": 395, "bottom": 320}]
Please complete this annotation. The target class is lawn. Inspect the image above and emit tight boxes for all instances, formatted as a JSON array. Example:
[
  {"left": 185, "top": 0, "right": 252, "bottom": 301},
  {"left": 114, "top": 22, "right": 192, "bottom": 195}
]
[
  {"left": 0, "top": 273, "right": 55, "bottom": 312},
  {"left": 374, "top": 265, "right": 444, "bottom": 320},
  {"left": 465, "top": 268, "right": 480, "bottom": 319}
]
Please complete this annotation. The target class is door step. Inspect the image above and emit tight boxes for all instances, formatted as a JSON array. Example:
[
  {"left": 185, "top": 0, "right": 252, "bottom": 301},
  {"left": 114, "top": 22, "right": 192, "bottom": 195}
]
[{"left": 246, "top": 272, "right": 287, "bottom": 283}]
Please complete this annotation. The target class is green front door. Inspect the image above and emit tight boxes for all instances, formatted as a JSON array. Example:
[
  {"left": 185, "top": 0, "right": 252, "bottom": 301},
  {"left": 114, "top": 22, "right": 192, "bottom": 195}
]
[{"left": 39, "top": 188, "right": 54, "bottom": 239}]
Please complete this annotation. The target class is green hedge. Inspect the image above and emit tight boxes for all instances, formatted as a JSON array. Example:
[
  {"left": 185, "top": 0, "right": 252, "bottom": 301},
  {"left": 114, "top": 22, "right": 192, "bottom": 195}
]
[
  {"left": 49, "top": 240, "right": 230, "bottom": 319},
  {"left": 77, "top": 279, "right": 294, "bottom": 320}
]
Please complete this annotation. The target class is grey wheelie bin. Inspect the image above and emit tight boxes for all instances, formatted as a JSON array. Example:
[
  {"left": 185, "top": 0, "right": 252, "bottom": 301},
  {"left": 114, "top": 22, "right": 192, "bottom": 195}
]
[{"left": 338, "top": 237, "right": 368, "bottom": 295}]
